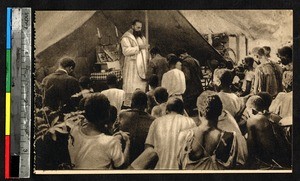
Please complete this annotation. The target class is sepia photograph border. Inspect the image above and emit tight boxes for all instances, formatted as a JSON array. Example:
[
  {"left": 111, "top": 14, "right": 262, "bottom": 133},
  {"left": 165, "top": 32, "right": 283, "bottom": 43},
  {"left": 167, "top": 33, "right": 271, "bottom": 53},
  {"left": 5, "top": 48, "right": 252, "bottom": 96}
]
[
  {"left": 33, "top": 9, "right": 293, "bottom": 174},
  {"left": 0, "top": 0, "right": 298, "bottom": 180}
]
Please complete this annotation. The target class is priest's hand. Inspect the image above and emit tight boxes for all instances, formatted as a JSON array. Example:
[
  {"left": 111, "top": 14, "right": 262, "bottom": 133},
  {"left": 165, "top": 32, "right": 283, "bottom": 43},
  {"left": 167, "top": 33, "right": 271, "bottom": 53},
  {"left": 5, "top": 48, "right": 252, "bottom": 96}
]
[{"left": 139, "top": 44, "right": 150, "bottom": 50}]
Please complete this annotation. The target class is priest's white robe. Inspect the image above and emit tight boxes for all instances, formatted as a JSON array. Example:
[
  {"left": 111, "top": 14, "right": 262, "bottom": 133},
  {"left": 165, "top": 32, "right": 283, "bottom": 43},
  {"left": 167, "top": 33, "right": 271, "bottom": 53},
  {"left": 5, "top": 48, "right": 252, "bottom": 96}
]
[{"left": 120, "top": 30, "right": 147, "bottom": 94}]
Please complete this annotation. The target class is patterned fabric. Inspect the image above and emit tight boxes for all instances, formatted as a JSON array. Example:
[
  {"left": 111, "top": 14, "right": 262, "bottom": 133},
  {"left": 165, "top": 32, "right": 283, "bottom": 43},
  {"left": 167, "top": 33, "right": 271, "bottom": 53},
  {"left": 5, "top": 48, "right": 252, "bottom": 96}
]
[
  {"left": 178, "top": 129, "right": 237, "bottom": 170},
  {"left": 253, "top": 62, "right": 283, "bottom": 97},
  {"left": 145, "top": 114, "right": 196, "bottom": 169}
]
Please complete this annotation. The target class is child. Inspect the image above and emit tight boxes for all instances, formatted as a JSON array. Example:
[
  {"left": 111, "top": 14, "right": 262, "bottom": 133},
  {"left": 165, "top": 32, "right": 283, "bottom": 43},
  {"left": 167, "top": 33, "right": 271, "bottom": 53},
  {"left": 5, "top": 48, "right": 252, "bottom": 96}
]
[
  {"left": 240, "top": 57, "right": 255, "bottom": 96},
  {"left": 68, "top": 93, "right": 130, "bottom": 169},
  {"left": 151, "top": 87, "right": 169, "bottom": 118}
]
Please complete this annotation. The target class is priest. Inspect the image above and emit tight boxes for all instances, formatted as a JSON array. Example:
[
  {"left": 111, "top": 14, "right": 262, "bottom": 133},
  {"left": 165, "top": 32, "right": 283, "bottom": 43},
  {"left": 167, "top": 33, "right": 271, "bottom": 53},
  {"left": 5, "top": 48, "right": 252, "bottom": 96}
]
[{"left": 120, "top": 19, "right": 148, "bottom": 97}]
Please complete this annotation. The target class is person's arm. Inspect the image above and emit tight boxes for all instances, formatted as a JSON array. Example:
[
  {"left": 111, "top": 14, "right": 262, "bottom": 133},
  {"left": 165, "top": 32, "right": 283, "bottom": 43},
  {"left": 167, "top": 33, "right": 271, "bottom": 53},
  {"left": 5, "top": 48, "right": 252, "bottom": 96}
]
[
  {"left": 120, "top": 131, "right": 131, "bottom": 167},
  {"left": 144, "top": 121, "right": 156, "bottom": 149},
  {"left": 246, "top": 118, "right": 257, "bottom": 168},
  {"left": 129, "top": 147, "right": 158, "bottom": 170},
  {"left": 181, "top": 62, "right": 191, "bottom": 81},
  {"left": 253, "top": 68, "right": 262, "bottom": 95},
  {"left": 113, "top": 131, "right": 131, "bottom": 168},
  {"left": 146, "top": 61, "right": 155, "bottom": 80},
  {"left": 121, "top": 37, "right": 140, "bottom": 57},
  {"left": 151, "top": 106, "right": 160, "bottom": 118}
]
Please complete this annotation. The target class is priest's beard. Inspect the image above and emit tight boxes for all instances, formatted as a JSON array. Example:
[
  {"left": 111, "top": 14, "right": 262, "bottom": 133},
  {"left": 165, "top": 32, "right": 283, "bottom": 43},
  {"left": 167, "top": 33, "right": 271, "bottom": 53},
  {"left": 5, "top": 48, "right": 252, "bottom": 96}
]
[{"left": 133, "top": 30, "right": 143, "bottom": 38}]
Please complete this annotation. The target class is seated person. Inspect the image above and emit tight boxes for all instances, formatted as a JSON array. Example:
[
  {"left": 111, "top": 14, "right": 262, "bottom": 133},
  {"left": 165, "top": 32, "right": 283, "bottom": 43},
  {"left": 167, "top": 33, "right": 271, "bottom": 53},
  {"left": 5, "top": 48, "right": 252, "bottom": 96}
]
[
  {"left": 240, "top": 93, "right": 282, "bottom": 135},
  {"left": 145, "top": 97, "right": 196, "bottom": 169},
  {"left": 178, "top": 91, "right": 243, "bottom": 170},
  {"left": 246, "top": 95, "right": 291, "bottom": 169},
  {"left": 146, "top": 74, "right": 159, "bottom": 114},
  {"left": 269, "top": 70, "right": 293, "bottom": 119},
  {"left": 114, "top": 90, "right": 155, "bottom": 164},
  {"left": 151, "top": 87, "right": 169, "bottom": 118},
  {"left": 101, "top": 73, "right": 125, "bottom": 114},
  {"left": 78, "top": 76, "right": 94, "bottom": 97},
  {"left": 213, "top": 68, "right": 245, "bottom": 120},
  {"left": 68, "top": 93, "right": 130, "bottom": 169},
  {"left": 71, "top": 76, "right": 94, "bottom": 109},
  {"left": 257, "top": 92, "right": 282, "bottom": 123}
]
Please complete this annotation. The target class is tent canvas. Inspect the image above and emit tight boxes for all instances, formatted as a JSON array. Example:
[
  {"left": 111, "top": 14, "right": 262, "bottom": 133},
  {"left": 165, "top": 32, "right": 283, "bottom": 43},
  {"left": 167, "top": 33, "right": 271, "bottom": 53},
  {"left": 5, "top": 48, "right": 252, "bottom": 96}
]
[
  {"left": 35, "top": 10, "right": 292, "bottom": 80},
  {"left": 35, "top": 10, "right": 226, "bottom": 80}
]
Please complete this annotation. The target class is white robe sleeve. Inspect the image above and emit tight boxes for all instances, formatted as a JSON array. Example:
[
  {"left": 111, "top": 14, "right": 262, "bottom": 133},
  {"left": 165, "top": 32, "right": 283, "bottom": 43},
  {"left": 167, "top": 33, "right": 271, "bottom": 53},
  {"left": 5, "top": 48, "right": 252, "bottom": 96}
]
[{"left": 121, "top": 37, "right": 140, "bottom": 57}]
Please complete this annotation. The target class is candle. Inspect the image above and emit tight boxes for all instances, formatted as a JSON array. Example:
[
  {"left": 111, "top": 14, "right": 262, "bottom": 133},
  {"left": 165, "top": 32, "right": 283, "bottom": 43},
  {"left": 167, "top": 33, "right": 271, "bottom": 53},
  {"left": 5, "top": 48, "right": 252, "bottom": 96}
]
[
  {"left": 115, "top": 26, "right": 119, "bottom": 37},
  {"left": 97, "top": 28, "right": 101, "bottom": 38}
]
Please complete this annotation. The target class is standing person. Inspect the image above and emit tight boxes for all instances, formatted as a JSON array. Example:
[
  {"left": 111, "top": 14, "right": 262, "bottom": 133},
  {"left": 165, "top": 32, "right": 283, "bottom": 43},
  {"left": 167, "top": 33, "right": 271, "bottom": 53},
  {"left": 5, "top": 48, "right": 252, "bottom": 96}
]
[
  {"left": 145, "top": 98, "right": 196, "bottom": 169},
  {"left": 101, "top": 74, "right": 125, "bottom": 114},
  {"left": 161, "top": 56, "right": 186, "bottom": 100},
  {"left": 120, "top": 19, "right": 148, "bottom": 95},
  {"left": 239, "top": 57, "right": 255, "bottom": 96},
  {"left": 146, "top": 47, "right": 169, "bottom": 86},
  {"left": 42, "top": 57, "right": 80, "bottom": 113},
  {"left": 263, "top": 46, "right": 271, "bottom": 58},
  {"left": 68, "top": 93, "right": 130, "bottom": 169},
  {"left": 176, "top": 49, "right": 204, "bottom": 116},
  {"left": 250, "top": 47, "right": 261, "bottom": 68},
  {"left": 253, "top": 48, "right": 283, "bottom": 97},
  {"left": 277, "top": 46, "right": 293, "bottom": 72},
  {"left": 114, "top": 90, "right": 155, "bottom": 163}
]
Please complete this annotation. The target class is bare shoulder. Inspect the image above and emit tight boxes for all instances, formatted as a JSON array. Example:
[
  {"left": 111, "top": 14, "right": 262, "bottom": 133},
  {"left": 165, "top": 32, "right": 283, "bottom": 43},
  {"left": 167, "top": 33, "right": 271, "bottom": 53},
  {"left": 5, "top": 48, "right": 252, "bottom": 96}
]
[{"left": 247, "top": 114, "right": 268, "bottom": 128}]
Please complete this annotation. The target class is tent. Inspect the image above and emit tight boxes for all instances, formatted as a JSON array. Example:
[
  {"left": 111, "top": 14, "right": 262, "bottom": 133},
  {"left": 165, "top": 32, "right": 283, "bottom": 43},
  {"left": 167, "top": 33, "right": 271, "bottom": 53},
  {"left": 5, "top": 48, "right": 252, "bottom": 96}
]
[
  {"left": 35, "top": 10, "right": 292, "bottom": 81},
  {"left": 35, "top": 10, "right": 226, "bottom": 81}
]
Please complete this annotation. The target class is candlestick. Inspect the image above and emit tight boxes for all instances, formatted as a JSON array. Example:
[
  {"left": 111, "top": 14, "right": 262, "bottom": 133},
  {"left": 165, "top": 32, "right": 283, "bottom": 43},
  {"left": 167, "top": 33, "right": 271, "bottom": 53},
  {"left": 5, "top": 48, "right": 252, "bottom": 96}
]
[
  {"left": 115, "top": 26, "right": 118, "bottom": 37},
  {"left": 97, "top": 28, "right": 101, "bottom": 38}
]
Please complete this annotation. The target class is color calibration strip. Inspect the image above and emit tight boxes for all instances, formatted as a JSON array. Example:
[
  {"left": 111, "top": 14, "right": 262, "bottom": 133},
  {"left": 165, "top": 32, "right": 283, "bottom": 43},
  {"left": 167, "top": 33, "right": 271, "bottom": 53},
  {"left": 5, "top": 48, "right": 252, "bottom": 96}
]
[{"left": 5, "top": 7, "right": 12, "bottom": 179}]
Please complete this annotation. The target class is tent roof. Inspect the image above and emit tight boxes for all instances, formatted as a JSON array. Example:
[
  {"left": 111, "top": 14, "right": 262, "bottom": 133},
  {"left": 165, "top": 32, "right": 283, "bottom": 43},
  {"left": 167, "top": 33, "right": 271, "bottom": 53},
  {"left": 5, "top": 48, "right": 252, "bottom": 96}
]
[
  {"left": 35, "top": 10, "right": 292, "bottom": 63},
  {"left": 35, "top": 11, "right": 96, "bottom": 54},
  {"left": 35, "top": 10, "right": 225, "bottom": 63},
  {"left": 180, "top": 10, "right": 292, "bottom": 44}
]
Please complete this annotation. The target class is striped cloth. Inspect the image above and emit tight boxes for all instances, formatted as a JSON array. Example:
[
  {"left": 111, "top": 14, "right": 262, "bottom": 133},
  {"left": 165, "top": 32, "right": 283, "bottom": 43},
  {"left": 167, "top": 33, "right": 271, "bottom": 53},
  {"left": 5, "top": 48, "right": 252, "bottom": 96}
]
[{"left": 145, "top": 114, "right": 196, "bottom": 169}]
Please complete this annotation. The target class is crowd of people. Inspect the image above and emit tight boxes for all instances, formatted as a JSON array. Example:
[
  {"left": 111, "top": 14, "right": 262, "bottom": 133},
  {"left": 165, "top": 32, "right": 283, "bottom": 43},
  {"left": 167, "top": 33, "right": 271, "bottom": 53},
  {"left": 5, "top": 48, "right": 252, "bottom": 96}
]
[{"left": 40, "top": 44, "right": 292, "bottom": 170}]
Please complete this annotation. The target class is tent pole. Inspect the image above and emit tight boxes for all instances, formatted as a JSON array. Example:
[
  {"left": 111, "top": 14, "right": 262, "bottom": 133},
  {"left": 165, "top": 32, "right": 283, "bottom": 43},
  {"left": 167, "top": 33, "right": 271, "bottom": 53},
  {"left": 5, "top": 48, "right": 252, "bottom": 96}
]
[{"left": 145, "top": 10, "right": 149, "bottom": 60}]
